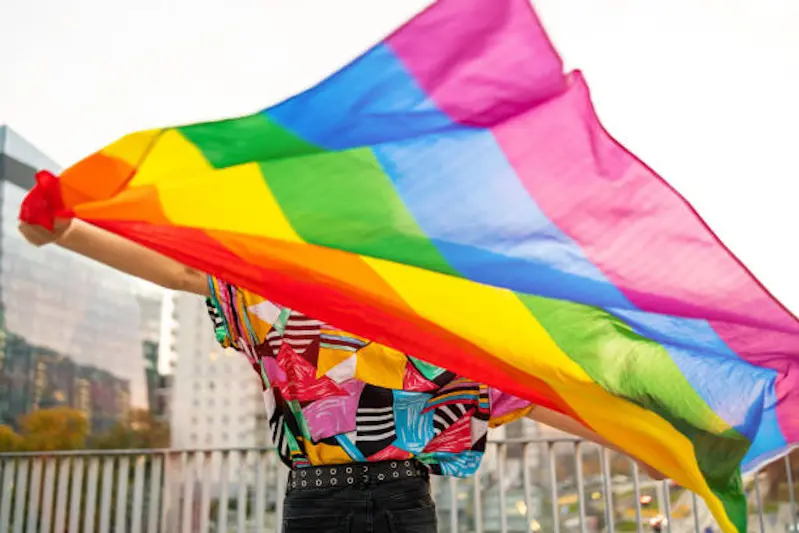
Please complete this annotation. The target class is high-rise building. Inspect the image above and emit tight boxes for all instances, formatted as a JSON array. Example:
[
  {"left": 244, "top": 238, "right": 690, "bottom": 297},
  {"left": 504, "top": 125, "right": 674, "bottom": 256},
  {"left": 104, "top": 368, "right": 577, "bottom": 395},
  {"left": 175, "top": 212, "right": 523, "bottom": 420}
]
[
  {"left": 137, "top": 290, "right": 166, "bottom": 418},
  {"left": 169, "top": 291, "right": 264, "bottom": 450},
  {"left": 0, "top": 125, "right": 149, "bottom": 433}
]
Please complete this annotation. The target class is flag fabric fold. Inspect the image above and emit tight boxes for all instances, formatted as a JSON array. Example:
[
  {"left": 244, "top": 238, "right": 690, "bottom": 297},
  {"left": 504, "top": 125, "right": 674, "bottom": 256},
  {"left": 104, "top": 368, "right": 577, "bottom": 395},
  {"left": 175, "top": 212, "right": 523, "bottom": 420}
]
[{"left": 22, "top": 1, "right": 799, "bottom": 530}]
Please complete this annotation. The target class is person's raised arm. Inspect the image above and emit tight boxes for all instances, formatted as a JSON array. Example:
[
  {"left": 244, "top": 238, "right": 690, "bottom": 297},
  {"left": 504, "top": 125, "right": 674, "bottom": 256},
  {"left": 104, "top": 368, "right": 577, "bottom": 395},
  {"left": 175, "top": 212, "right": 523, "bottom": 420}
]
[
  {"left": 528, "top": 406, "right": 666, "bottom": 480},
  {"left": 19, "top": 219, "right": 209, "bottom": 296}
]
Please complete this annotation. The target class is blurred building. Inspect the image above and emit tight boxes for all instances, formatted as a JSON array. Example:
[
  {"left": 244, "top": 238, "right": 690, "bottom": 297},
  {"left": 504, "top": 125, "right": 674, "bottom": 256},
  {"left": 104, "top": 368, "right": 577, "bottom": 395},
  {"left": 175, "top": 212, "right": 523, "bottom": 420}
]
[
  {"left": 169, "top": 291, "right": 264, "bottom": 450},
  {"left": 0, "top": 125, "right": 148, "bottom": 434},
  {"left": 137, "top": 289, "right": 172, "bottom": 424}
]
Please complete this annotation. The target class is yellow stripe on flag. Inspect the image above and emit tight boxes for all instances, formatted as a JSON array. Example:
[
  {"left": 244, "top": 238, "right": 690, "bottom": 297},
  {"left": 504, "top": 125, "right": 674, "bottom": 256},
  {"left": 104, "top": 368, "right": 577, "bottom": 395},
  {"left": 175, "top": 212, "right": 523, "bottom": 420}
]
[
  {"left": 101, "top": 129, "right": 164, "bottom": 168},
  {"left": 156, "top": 162, "right": 303, "bottom": 242},
  {"left": 129, "top": 129, "right": 213, "bottom": 187}
]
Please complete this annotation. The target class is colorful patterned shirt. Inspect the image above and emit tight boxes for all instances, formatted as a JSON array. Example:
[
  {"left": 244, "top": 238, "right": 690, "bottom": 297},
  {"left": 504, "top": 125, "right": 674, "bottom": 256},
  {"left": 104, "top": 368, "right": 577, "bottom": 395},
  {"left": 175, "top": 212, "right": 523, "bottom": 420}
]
[{"left": 206, "top": 276, "right": 533, "bottom": 477}]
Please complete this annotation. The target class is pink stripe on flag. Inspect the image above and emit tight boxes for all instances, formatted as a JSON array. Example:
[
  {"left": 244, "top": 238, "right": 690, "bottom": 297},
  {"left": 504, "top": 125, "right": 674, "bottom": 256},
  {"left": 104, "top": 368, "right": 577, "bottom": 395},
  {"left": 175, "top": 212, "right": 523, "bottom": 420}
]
[
  {"left": 491, "top": 72, "right": 799, "bottom": 439},
  {"left": 387, "top": 0, "right": 565, "bottom": 127}
]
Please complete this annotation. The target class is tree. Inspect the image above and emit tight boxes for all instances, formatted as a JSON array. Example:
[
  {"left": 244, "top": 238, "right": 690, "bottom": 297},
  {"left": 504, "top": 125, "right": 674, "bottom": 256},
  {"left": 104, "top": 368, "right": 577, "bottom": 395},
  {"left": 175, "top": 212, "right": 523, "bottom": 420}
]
[
  {"left": 90, "top": 409, "right": 170, "bottom": 450},
  {"left": 0, "top": 425, "right": 23, "bottom": 452},
  {"left": 18, "top": 407, "right": 89, "bottom": 451}
]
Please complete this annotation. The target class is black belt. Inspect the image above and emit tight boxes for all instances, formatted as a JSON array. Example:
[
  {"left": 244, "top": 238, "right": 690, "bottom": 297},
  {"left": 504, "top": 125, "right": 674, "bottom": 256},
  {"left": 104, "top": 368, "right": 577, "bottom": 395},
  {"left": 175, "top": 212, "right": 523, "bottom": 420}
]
[{"left": 287, "top": 460, "right": 429, "bottom": 492}]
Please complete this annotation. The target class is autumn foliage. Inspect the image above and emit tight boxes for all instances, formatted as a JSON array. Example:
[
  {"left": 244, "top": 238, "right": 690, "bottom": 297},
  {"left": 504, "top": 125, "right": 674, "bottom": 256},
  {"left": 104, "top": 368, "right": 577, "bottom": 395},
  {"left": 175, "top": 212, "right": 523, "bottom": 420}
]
[{"left": 0, "top": 407, "right": 169, "bottom": 452}]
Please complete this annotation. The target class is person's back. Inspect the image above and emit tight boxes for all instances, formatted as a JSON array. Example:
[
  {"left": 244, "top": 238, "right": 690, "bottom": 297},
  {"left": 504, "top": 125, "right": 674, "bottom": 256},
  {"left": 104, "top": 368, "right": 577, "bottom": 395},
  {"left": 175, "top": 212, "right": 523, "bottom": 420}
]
[{"left": 207, "top": 277, "right": 533, "bottom": 531}]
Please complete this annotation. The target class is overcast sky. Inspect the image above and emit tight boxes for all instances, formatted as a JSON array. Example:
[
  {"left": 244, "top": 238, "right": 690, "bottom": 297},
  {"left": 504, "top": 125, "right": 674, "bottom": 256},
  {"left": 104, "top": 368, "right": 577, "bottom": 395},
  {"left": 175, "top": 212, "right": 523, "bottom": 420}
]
[{"left": 1, "top": 0, "right": 798, "bottom": 312}]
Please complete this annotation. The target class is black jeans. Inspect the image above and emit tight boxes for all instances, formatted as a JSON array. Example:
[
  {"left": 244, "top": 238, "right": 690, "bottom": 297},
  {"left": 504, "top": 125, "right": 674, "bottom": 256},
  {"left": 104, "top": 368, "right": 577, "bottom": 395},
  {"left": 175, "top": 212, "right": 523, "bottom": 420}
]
[{"left": 282, "top": 477, "right": 438, "bottom": 533}]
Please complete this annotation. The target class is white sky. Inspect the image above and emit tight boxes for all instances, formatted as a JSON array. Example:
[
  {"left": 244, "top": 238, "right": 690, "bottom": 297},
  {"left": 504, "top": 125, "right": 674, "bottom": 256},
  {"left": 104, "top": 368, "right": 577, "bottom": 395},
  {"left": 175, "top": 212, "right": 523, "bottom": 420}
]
[{"left": 1, "top": 0, "right": 798, "bottom": 312}]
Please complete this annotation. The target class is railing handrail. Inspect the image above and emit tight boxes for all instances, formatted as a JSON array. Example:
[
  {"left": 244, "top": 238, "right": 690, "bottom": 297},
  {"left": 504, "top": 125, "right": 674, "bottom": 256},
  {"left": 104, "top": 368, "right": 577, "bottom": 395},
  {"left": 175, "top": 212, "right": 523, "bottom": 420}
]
[{"left": 0, "top": 436, "right": 584, "bottom": 458}]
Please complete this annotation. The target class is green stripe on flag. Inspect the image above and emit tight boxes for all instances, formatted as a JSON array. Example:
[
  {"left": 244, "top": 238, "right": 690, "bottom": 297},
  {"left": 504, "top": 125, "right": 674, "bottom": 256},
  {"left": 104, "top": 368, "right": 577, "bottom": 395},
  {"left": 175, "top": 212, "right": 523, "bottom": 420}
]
[
  {"left": 517, "top": 293, "right": 748, "bottom": 530},
  {"left": 258, "top": 147, "right": 456, "bottom": 276},
  {"left": 178, "top": 113, "right": 321, "bottom": 169}
]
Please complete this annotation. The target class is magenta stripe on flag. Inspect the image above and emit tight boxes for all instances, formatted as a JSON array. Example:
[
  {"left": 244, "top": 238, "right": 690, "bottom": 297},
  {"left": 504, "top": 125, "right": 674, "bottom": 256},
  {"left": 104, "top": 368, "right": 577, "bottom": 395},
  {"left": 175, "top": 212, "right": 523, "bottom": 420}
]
[
  {"left": 387, "top": 0, "right": 566, "bottom": 127},
  {"left": 490, "top": 73, "right": 799, "bottom": 440}
]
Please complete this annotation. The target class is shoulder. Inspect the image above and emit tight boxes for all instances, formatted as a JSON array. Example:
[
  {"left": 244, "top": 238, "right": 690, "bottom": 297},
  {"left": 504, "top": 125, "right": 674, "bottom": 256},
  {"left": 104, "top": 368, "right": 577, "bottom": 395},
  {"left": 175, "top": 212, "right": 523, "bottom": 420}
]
[{"left": 205, "top": 275, "right": 289, "bottom": 351}]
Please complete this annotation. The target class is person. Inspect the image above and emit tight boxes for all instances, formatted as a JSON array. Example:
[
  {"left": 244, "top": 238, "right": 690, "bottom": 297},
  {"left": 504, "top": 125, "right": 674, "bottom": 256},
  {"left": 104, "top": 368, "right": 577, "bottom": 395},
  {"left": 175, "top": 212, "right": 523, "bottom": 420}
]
[{"left": 20, "top": 218, "right": 663, "bottom": 532}]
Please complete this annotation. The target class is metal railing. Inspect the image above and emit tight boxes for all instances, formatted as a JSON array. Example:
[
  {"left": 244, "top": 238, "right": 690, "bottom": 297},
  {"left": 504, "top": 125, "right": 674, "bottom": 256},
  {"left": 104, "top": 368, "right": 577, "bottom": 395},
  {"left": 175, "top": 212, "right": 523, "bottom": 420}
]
[{"left": 0, "top": 438, "right": 796, "bottom": 532}]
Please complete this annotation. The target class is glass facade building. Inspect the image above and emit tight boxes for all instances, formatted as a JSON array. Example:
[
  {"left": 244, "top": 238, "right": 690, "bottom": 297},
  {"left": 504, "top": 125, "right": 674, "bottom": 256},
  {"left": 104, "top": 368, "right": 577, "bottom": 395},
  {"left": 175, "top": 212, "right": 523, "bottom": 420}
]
[{"left": 0, "top": 126, "right": 149, "bottom": 434}]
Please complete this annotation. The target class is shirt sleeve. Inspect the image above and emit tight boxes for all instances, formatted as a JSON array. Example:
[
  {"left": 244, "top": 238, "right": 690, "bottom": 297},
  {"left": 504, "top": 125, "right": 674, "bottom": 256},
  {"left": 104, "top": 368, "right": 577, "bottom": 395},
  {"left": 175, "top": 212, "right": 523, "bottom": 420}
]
[
  {"left": 205, "top": 276, "right": 283, "bottom": 358},
  {"left": 488, "top": 388, "right": 534, "bottom": 428}
]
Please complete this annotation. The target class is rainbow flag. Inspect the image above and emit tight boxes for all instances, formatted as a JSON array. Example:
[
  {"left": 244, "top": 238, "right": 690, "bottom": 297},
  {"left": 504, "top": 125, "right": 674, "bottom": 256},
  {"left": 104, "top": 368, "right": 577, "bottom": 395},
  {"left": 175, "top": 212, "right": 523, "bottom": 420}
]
[{"left": 21, "top": 1, "right": 798, "bottom": 530}]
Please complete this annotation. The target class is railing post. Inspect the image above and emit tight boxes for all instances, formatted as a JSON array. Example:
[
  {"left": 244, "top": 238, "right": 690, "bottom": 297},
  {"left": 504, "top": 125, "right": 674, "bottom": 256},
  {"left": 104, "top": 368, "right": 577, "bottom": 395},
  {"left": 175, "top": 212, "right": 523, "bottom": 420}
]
[
  {"left": 198, "top": 452, "right": 212, "bottom": 533},
  {"left": 600, "top": 447, "right": 615, "bottom": 533},
  {"left": 574, "top": 441, "right": 587, "bottom": 533},
  {"left": 448, "top": 476, "right": 458, "bottom": 533},
  {"left": 98, "top": 456, "right": 114, "bottom": 533},
  {"left": 67, "top": 457, "right": 83, "bottom": 533},
  {"left": 40, "top": 457, "right": 57, "bottom": 533},
  {"left": 161, "top": 451, "right": 182, "bottom": 533},
  {"left": 217, "top": 451, "right": 230, "bottom": 533},
  {"left": 180, "top": 451, "right": 194, "bottom": 533},
  {"left": 497, "top": 443, "right": 508, "bottom": 533},
  {"left": 25, "top": 457, "right": 42, "bottom": 533},
  {"left": 786, "top": 454, "right": 797, "bottom": 526},
  {"left": 83, "top": 457, "right": 99, "bottom": 533},
  {"left": 115, "top": 456, "right": 130, "bottom": 533},
  {"left": 752, "top": 472, "right": 765, "bottom": 533},
  {"left": 631, "top": 461, "right": 643, "bottom": 533},
  {"left": 522, "top": 443, "right": 534, "bottom": 531},
  {"left": 236, "top": 450, "right": 247, "bottom": 533},
  {"left": 548, "top": 442, "right": 560, "bottom": 533},
  {"left": 130, "top": 456, "right": 146, "bottom": 533},
  {"left": 146, "top": 454, "right": 163, "bottom": 533},
  {"left": 473, "top": 469, "right": 483, "bottom": 533},
  {"left": 0, "top": 459, "right": 16, "bottom": 530},
  {"left": 254, "top": 451, "right": 266, "bottom": 533},
  {"left": 661, "top": 480, "right": 672, "bottom": 533},
  {"left": 12, "top": 458, "right": 28, "bottom": 533},
  {"left": 54, "top": 458, "right": 70, "bottom": 532}
]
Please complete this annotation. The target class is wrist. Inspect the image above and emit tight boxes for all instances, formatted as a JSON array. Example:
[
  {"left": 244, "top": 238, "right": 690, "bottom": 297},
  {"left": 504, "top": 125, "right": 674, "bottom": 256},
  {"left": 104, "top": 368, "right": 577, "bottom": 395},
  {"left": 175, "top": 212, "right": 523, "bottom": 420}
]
[{"left": 52, "top": 218, "right": 74, "bottom": 244}]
